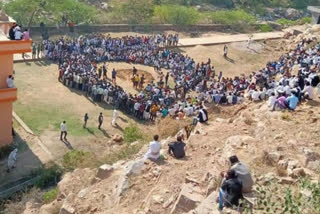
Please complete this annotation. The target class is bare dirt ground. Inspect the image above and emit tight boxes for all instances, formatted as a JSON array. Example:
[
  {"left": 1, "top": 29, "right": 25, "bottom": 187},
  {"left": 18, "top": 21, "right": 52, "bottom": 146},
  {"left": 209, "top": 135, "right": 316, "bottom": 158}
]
[{"left": 178, "top": 39, "right": 286, "bottom": 78}]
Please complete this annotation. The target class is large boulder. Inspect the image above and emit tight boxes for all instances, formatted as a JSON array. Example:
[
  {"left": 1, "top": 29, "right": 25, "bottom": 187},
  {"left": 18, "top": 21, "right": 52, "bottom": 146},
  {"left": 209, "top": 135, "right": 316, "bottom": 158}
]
[
  {"left": 58, "top": 168, "right": 96, "bottom": 198},
  {"left": 170, "top": 184, "right": 204, "bottom": 214},
  {"left": 264, "top": 151, "right": 283, "bottom": 166},
  {"left": 59, "top": 194, "right": 76, "bottom": 214},
  {"left": 96, "top": 164, "right": 113, "bottom": 180}
]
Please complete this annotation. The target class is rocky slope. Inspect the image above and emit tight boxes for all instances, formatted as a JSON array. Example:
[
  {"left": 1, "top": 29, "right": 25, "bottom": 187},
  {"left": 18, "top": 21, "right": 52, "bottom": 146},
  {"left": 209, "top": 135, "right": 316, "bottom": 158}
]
[
  {"left": 22, "top": 25, "right": 320, "bottom": 214},
  {"left": 22, "top": 99, "right": 320, "bottom": 214}
]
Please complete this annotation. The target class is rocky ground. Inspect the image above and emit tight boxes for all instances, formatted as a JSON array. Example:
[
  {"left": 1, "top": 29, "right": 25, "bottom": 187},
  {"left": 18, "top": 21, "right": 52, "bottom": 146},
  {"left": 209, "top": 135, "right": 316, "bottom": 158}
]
[{"left": 20, "top": 97, "right": 320, "bottom": 214}]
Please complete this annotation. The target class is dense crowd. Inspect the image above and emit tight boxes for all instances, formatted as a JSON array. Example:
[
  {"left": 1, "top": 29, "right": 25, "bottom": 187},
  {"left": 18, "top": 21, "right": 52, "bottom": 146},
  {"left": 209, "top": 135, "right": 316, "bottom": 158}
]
[{"left": 44, "top": 33, "right": 320, "bottom": 122}]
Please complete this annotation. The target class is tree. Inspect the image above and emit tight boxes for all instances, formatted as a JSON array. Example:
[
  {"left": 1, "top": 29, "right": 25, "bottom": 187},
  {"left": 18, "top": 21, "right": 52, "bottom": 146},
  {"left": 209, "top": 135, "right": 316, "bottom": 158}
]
[
  {"left": 118, "top": 0, "right": 154, "bottom": 24},
  {"left": 153, "top": 5, "right": 201, "bottom": 26},
  {"left": 4, "top": 0, "right": 97, "bottom": 27}
]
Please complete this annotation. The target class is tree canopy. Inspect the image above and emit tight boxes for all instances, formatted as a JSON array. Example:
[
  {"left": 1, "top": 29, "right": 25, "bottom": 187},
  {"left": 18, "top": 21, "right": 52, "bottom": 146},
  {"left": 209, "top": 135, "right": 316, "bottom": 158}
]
[{"left": 4, "top": 0, "right": 97, "bottom": 27}]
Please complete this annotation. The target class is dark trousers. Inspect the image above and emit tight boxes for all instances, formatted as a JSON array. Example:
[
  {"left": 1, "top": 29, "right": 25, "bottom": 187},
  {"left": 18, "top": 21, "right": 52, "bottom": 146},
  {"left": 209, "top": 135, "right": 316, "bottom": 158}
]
[
  {"left": 60, "top": 131, "right": 67, "bottom": 140},
  {"left": 98, "top": 122, "right": 103, "bottom": 129}
]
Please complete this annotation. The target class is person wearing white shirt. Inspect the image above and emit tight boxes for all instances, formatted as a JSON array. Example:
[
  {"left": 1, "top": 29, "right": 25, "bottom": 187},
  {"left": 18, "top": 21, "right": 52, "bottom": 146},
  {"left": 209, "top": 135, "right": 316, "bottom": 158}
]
[
  {"left": 6, "top": 75, "right": 14, "bottom": 88},
  {"left": 268, "top": 92, "right": 277, "bottom": 110},
  {"left": 14, "top": 27, "right": 22, "bottom": 40},
  {"left": 145, "top": 135, "right": 161, "bottom": 161},
  {"left": 251, "top": 90, "right": 260, "bottom": 101},
  {"left": 302, "top": 82, "right": 314, "bottom": 100},
  {"left": 60, "top": 121, "right": 67, "bottom": 141}
]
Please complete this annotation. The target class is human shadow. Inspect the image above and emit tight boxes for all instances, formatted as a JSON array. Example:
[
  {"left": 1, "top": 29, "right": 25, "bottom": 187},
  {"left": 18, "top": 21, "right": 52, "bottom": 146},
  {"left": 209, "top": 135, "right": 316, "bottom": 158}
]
[
  {"left": 118, "top": 116, "right": 128, "bottom": 123},
  {"left": 100, "top": 129, "right": 110, "bottom": 138},
  {"left": 61, "top": 139, "right": 73, "bottom": 150},
  {"left": 225, "top": 56, "right": 235, "bottom": 64},
  {"left": 113, "top": 123, "right": 124, "bottom": 132}
]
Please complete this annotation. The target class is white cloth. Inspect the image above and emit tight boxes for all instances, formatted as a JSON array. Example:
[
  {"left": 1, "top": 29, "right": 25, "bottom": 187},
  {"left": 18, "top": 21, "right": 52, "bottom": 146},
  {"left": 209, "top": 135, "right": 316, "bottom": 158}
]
[
  {"left": 145, "top": 141, "right": 161, "bottom": 160},
  {"left": 268, "top": 96, "right": 276, "bottom": 108},
  {"left": 60, "top": 123, "right": 67, "bottom": 132},
  {"left": 251, "top": 91, "right": 260, "bottom": 101},
  {"left": 6, "top": 77, "right": 14, "bottom": 88},
  {"left": 8, "top": 149, "right": 18, "bottom": 169},
  {"left": 303, "top": 86, "right": 315, "bottom": 99},
  {"left": 112, "top": 110, "right": 118, "bottom": 126}
]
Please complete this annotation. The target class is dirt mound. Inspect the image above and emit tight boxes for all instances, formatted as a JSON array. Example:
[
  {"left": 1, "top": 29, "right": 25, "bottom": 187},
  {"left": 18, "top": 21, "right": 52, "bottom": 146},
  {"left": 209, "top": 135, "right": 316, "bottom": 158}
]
[{"left": 117, "top": 69, "right": 155, "bottom": 83}]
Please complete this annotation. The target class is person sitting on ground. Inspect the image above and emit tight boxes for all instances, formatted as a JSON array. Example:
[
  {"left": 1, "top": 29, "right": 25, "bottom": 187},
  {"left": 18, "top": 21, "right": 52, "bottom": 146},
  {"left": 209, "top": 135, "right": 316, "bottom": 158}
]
[
  {"left": 218, "top": 169, "right": 243, "bottom": 211},
  {"left": 168, "top": 136, "right": 186, "bottom": 159},
  {"left": 302, "top": 81, "right": 314, "bottom": 100},
  {"left": 145, "top": 135, "right": 161, "bottom": 161},
  {"left": 226, "top": 155, "right": 253, "bottom": 193},
  {"left": 6, "top": 75, "right": 14, "bottom": 88},
  {"left": 198, "top": 105, "right": 208, "bottom": 123},
  {"left": 285, "top": 91, "right": 299, "bottom": 111}
]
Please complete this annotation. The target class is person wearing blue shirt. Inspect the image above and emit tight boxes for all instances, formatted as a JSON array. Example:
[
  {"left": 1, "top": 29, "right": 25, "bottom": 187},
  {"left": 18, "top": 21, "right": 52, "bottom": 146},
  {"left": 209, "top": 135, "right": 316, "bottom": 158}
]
[{"left": 285, "top": 93, "right": 299, "bottom": 111}]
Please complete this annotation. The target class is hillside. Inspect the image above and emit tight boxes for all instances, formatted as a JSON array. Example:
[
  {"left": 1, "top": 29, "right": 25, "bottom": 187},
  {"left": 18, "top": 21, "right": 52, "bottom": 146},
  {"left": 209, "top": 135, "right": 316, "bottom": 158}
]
[{"left": 17, "top": 99, "right": 320, "bottom": 214}]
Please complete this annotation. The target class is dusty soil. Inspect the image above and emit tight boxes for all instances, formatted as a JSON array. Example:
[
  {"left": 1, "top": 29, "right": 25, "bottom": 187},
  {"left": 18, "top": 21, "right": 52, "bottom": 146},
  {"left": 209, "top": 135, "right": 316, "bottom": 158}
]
[{"left": 178, "top": 39, "right": 286, "bottom": 78}]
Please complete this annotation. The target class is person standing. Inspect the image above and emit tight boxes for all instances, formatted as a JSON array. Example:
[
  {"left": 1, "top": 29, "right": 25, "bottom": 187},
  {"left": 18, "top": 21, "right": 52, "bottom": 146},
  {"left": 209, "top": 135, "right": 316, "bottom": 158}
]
[
  {"left": 165, "top": 72, "right": 169, "bottom": 87},
  {"left": 83, "top": 113, "right": 89, "bottom": 128},
  {"left": 112, "top": 68, "right": 117, "bottom": 85},
  {"left": 223, "top": 45, "right": 228, "bottom": 58},
  {"left": 112, "top": 109, "right": 118, "bottom": 126},
  {"left": 98, "top": 112, "right": 103, "bottom": 129},
  {"left": 103, "top": 63, "right": 107, "bottom": 79},
  {"left": 60, "top": 121, "right": 67, "bottom": 141},
  {"left": 7, "top": 149, "right": 18, "bottom": 173}
]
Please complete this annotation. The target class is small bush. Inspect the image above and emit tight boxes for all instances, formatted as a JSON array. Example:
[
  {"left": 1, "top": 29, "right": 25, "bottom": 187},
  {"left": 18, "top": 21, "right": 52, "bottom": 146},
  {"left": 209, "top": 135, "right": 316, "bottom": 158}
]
[
  {"left": 153, "top": 5, "right": 201, "bottom": 26},
  {"left": 103, "top": 143, "right": 144, "bottom": 165},
  {"left": 210, "top": 9, "right": 257, "bottom": 25},
  {"left": 31, "top": 165, "right": 63, "bottom": 189},
  {"left": 260, "top": 24, "right": 273, "bottom": 32},
  {"left": 43, "top": 187, "right": 58, "bottom": 204},
  {"left": 123, "top": 124, "right": 144, "bottom": 143},
  {"left": 62, "top": 150, "right": 93, "bottom": 171}
]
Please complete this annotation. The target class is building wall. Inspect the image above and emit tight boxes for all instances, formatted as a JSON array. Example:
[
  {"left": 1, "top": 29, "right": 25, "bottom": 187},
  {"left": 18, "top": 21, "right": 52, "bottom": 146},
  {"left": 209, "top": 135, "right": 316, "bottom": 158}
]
[
  {"left": 0, "top": 100, "right": 13, "bottom": 146},
  {"left": 0, "top": 54, "right": 15, "bottom": 146}
]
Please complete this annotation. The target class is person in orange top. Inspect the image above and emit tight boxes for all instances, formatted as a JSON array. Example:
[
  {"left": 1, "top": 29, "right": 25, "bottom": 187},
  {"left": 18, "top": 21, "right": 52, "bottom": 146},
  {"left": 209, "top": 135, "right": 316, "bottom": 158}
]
[{"left": 150, "top": 104, "right": 158, "bottom": 121}]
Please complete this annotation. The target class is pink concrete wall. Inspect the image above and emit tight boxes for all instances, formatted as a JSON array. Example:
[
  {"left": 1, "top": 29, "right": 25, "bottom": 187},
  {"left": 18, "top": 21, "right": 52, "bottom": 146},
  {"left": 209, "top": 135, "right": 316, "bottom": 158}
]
[
  {"left": 0, "top": 101, "right": 13, "bottom": 146},
  {"left": 0, "top": 54, "right": 13, "bottom": 89}
]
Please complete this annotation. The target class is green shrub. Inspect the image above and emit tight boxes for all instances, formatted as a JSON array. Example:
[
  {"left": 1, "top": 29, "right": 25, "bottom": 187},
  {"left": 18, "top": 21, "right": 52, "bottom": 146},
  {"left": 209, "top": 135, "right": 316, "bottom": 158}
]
[
  {"left": 300, "top": 17, "right": 312, "bottom": 24},
  {"left": 43, "top": 187, "right": 58, "bottom": 203},
  {"left": 153, "top": 5, "right": 201, "bottom": 26},
  {"left": 254, "top": 178, "right": 320, "bottom": 214},
  {"left": 210, "top": 9, "right": 256, "bottom": 25},
  {"left": 103, "top": 143, "right": 144, "bottom": 165},
  {"left": 62, "top": 150, "right": 93, "bottom": 171},
  {"left": 259, "top": 24, "right": 273, "bottom": 32},
  {"left": 123, "top": 124, "right": 144, "bottom": 143},
  {"left": 31, "top": 165, "right": 62, "bottom": 189}
]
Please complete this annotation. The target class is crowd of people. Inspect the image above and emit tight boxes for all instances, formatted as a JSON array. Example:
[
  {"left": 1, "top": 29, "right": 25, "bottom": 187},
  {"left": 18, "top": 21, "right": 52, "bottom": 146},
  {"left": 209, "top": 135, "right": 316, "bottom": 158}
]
[
  {"left": 8, "top": 23, "right": 30, "bottom": 41},
  {"left": 44, "top": 33, "right": 213, "bottom": 122},
  {"left": 43, "top": 33, "right": 320, "bottom": 124}
]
